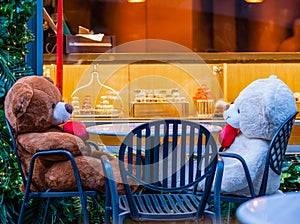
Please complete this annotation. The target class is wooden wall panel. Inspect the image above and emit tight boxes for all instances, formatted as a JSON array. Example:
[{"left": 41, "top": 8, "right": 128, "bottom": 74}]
[
  {"left": 247, "top": 0, "right": 300, "bottom": 52},
  {"left": 62, "top": 65, "right": 90, "bottom": 103},
  {"left": 147, "top": 0, "right": 193, "bottom": 49},
  {"left": 213, "top": 0, "right": 236, "bottom": 51},
  {"left": 44, "top": 64, "right": 129, "bottom": 106},
  {"left": 63, "top": 0, "right": 91, "bottom": 34},
  {"left": 107, "top": 2, "right": 146, "bottom": 45},
  {"left": 128, "top": 63, "right": 221, "bottom": 115},
  {"left": 223, "top": 63, "right": 300, "bottom": 103},
  {"left": 45, "top": 62, "right": 299, "bottom": 118},
  {"left": 104, "top": 0, "right": 193, "bottom": 49}
]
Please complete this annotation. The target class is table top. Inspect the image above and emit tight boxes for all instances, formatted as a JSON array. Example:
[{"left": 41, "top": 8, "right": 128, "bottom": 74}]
[
  {"left": 86, "top": 122, "right": 222, "bottom": 136},
  {"left": 236, "top": 191, "right": 300, "bottom": 224}
]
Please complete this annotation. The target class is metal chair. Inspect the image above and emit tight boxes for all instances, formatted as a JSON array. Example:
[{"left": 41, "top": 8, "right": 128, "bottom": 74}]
[
  {"left": 100, "top": 119, "right": 223, "bottom": 224},
  {"left": 218, "top": 111, "right": 298, "bottom": 202},
  {"left": 217, "top": 111, "right": 298, "bottom": 220},
  {"left": 5, "top": 118, "right": 101, "bottom": 224}
]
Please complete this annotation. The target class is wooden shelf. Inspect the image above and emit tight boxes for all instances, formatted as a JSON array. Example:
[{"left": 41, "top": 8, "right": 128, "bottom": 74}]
[{"left": 44, "top": 52, "right": 300, "bottom": 65}]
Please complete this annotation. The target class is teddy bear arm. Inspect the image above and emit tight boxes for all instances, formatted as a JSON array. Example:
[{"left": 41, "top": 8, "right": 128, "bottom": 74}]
[
  {"left": 196, "top": 155, "right": 251, "bottom": 194},
  {"left": 219, "top": 152, "right": 256, "bottom": 195},
  {"left": 45, "top": 155, "right": 140, "bottom": 194},
  {"left": 17, "top": 132, "right": 87, "bottom": 159}
]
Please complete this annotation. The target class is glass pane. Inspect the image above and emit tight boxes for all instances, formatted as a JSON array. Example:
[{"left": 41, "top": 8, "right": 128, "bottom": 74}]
[{"left": 43, "top": 0, "right": 300, "bottom": 52}]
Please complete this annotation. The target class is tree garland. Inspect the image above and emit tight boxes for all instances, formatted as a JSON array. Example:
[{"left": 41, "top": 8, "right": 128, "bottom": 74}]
[
  {"left": 0, "top": 1, "right": 35, "bottom": 223},
  {"left": 0, "top": 2, "right": 106, "bottom": 223}
]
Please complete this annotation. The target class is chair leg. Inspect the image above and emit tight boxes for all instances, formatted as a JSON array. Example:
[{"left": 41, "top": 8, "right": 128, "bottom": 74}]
[
  {"left": 104, "top": 188, "right": 113, "bottom": 224},
  {"left": 226, "top": 202, "right": 231, "bottom": 224},
  {"left": 18, "top": 190, "right": 32, "bottom": 224},
  {"left": 118, "top": 215, "right": 128, "bottom": 224},
  {"left": 42, "top": 198, "right": 51, "bottom": 224},
  {"left": 18, "top": 200, "right": 27, "bottom": 224},
  {"left": 203, "top": 210, "right": 217, "bottom": 224},
  {"left": 79, "top": 195, "right": 89, "bottom": 224},
  {"left": 104, "top": 204, "right": 112, "bottom": 224}
]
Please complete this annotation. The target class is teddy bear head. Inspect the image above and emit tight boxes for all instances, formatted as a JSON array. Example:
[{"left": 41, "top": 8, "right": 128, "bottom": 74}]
[
  {"left": 225, "top": 75, "right": 297, "bottom": 140},
  {"left": 223, "top": 104, "right": 240, "bottom": 129},
  {"left": 4, "top": 76, "right": 73, "bottom": 134}
]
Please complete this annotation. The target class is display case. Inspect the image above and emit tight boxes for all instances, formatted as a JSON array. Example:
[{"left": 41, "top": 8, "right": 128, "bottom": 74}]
[
  {"left": 43, "top": 52, "right": 300, "bottom": 148},
  {"left": 70, "top": 68, "right": 123, "bottom": 118}
]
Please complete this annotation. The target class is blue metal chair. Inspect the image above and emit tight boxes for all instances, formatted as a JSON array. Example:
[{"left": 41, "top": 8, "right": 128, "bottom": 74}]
[
  {"left": 101, "top": 119, "right": 223, "bottom": 224},
  {"left": 5, "top": 118, "right": 101, "bottom": 224},
  {"left": 216, "top": 111, "right": 298, "bottom": 222},
  {"left": 218, "top": 111, "right": 298, "bottom": 202}
]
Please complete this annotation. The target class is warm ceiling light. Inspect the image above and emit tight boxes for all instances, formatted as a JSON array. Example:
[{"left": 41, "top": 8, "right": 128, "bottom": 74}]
[
  {"left": 245, "top": 0, "right": 264, "bottom": 3},
  {"left": 128, "top": 0, "right": 145, "bottom": 2}
]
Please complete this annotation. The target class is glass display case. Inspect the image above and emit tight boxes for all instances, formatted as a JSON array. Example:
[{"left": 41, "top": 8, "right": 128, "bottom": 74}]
[
  {"left": 70, "top": 66, "right": 123, "bottom": 118},
  {"left": 42, "top": 0, "right": 300, "bottom": 147}
]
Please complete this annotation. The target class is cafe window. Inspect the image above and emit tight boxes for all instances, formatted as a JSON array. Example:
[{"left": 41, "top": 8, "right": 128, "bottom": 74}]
[
  {"left": 43, "top": 0, "right": 300, "bottom": 53},
  {"left": 41, "top": 0, "right": 300, "bottom": 123}
]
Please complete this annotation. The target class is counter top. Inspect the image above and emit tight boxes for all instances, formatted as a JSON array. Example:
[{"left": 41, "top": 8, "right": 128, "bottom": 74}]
[
  {"left": 86, "top": 122, "right": 223, "bottom": 136},
  {"left": 75, "top": 117, "right": 300, "bottom": 127},
  {"left": 74, "top": 117, "right": 227, "bottom": 127},
  {"left": 44, "top": 52, "right": 300, "bottom": 65}
]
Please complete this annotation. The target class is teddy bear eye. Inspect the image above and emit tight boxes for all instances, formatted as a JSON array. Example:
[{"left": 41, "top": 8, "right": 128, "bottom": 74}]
[
  {"left": 52, "top": 103, "right": 56, "bottom": 109},
  {"left": 237, "top": 109, "right": 240, "bottom": 113}
]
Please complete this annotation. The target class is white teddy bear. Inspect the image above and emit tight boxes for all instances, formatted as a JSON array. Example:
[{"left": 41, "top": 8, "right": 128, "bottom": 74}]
[{"left": 219, "top": 75, "right": 297, "bottom": 196}]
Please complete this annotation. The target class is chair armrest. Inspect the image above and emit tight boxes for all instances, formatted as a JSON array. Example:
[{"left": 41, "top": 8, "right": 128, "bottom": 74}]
[
  {"left": 86, "top": 140, "right": 99, "bottom": 150},
  {"left": 214, "top": 155, "right": 224, "bottom": 224},
  {"left": 214, "top": 155, "right": 224, "bottom": 194},
  {"left": 25, "top": 149, "right": 85, "bottom": 193},
  {"left": 100, "top": 155, "right": 120, "bottom": 212},
  {"left": 219, "top": 152, "right": 256, "bottom": 197}
]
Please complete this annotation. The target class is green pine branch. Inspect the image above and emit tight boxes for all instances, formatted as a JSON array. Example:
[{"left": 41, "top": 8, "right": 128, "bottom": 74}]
[{"left": 0, "top": 1, "right": 35, "bottom": 223}]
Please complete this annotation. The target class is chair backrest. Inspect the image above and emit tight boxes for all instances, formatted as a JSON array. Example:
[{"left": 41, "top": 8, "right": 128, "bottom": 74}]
[
  {"left": 118, "top": 119, "right": 219, "bottom": 214},
  {"left": 260, "top": 111, "right": 298, "bottom": 196},
  {"left": 5, "top": 118, "right": 27, "bottom": 186}
]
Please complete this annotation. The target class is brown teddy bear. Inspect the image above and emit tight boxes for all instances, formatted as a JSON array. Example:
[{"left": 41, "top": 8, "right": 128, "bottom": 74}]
[{"left": 4, "top": 76, "right": 130, "bottom": 193}]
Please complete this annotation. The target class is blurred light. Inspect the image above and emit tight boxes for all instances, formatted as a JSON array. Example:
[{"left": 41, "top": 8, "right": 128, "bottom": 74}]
[
  {"left": 128, "top": 0, "right": 145, "bottom": 2},
  {"left": 245, "top": 0, "right": 264, "bottom": 3}
]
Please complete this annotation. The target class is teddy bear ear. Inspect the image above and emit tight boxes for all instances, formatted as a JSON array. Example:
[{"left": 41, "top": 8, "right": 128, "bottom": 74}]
[
  {"left": 42, "top": 76, "right": 54, "bottom": 84},
  {"left": 8, "top": 82, "right": 33, "bottom": 118}
]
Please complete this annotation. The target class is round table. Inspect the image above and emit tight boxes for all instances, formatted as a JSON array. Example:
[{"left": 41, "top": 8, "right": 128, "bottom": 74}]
[
  {"left": 86, "top": 122, "right": 222, "bottom": 147},
  {"left": 86, "top": 122, "right": 222, "bottom": 136},
  {"left": 236, "top": 191, "right": 300, "bottom": 224}
]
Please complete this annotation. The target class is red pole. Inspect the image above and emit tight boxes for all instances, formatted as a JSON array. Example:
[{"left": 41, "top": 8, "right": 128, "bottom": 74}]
[{"left": 56, "top": 0, "right": 63, "bottom": 93}]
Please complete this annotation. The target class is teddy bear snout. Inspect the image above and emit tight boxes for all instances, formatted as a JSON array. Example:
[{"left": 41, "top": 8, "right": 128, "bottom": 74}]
[
  {"left": 52, "top": 102, "right": 73, "bottom": 125},
  {"left": 65, "top": 103, "right": 74, "bottom": 114}
]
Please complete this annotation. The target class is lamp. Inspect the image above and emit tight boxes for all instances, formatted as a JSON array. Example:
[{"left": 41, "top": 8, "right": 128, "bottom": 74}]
[
  {"left": 245, "top": 0, "right": 264, "bottom": 3},
  {"left": 128, "top": 0, "right": 145, "bottom": 2}
]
